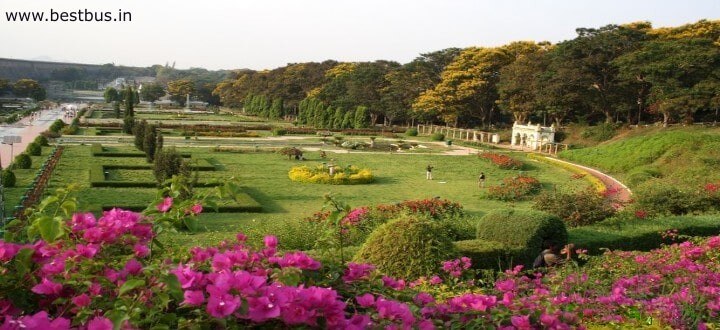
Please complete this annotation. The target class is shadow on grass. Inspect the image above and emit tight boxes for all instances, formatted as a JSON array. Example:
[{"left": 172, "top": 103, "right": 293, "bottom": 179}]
[
  {"left": 206, "top": 157, "right": 226, "bottom": 171},
  {"left": 372, "top": 176, "right": 399, "bottom": 185},
  {"left": 243, "top": 187, "right": 286, "bottom": 213}
]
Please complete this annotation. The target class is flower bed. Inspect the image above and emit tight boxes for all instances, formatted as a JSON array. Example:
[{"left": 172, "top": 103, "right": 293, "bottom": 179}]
[
  {"left": 288, "top": 165, "right": 374, "bottom": 185},
  {"left": 479, "top": 152, "right": 523, "bottom": 170},
  {"left": 487, "top": 175, "right": 542, "bottom": 201},
  {"left": 3, "top": 205, "right": 720, "bottom": 328}
]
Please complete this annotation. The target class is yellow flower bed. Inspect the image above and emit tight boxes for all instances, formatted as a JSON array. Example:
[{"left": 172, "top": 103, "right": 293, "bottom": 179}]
[
  {"left": 527, "top": 153, "right": 606, "bottom": 193},
  {"left": 288, "top": 165, "right": 374, "bottom": 185}
]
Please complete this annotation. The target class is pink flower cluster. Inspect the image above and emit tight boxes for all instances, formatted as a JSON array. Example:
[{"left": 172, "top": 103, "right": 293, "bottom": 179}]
[
  {"left": 341, "top": 207, "right": 369, "bottom": 227},
  {"left": 441, "top": 257, "right": 471, "bottom": 278}
]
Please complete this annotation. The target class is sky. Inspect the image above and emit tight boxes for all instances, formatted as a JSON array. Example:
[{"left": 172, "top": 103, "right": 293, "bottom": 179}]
[{"left": 0, "top": 0, "right": 718, "bottom": 71}]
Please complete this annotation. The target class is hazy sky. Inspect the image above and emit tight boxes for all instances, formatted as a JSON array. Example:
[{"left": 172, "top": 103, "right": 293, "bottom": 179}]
[{"left": 1, "top": 0, "right": 718, "bottom": 70}]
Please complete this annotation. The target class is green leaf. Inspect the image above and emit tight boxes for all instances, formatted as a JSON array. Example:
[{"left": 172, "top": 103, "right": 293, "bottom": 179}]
[
  {"left": 118, "top": 278, "right": 146, "bottom": 296},
  {"left": 37, "top": 216, "right": 63, "bottom": 242},
  {"left": 13, "top": 248, "right": 35, "bottom": 277},
  {"left": 163, "top": 274, "right": 184, "bottom": 302},
  {"left": 106, "top": 309, "right": 130, "bottom": 330},
  {"left": 183, "top": 217, "right": 199, "bottom": 232},
  {"left": 60, "top": 200, "right": 77, "bottom": 217}
]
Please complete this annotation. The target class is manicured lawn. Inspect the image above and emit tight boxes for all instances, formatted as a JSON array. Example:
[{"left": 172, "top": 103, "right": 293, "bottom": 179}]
[{"left": 61, "top": 145, "right": 589, "bottom": 248}]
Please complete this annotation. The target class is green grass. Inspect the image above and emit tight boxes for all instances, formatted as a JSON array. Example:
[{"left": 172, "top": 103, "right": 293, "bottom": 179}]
[
  {"left": 44, "top": 144, "right": 590, "bottom": 249},
  {"left": 559, "top": 126, "right": 720, "bottom": 188},
  {"left": 3, "top": 148, "right": 51, "bottom": 217}
]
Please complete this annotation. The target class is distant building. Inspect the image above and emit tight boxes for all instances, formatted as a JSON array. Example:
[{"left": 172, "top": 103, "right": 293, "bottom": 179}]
[{"left": 511, "top": 122, "right": 556, "bottom": 150}]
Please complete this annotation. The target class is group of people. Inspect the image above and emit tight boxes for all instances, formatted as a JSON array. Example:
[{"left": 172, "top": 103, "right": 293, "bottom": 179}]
[{"left": 424, "top": 164, "right": 486, "bottom": 188}]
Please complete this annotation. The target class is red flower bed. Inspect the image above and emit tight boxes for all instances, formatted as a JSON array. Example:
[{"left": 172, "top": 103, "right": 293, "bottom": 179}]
[
  {"left": 487, "top": 175, "right": 541, "bottom": 201},
  {"left": 479, "top": 153, "right": 523, "bottom": 170}
]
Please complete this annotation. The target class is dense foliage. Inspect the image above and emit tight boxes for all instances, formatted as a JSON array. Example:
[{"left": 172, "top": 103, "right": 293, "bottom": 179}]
[
  {"left": 486, "top": 175, "right": 541, "bottom": 201},
  {"left": 476, "top": 209, "right": 568, "bottom": 265},
  {"left": 479, "top": 152, "right": 523, "bottom": 170},
  {"left": 354, "top": 216, "right": 456, "bottom": 279},
  {"left": 288, "top": 165, "right": 374, "bottom": 185},
  {"left": 533, "top": 188, "right": 616, "bottom": 227}
]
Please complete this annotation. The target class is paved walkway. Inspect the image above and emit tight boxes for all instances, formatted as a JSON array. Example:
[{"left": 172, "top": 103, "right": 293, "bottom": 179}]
[{"left": 0, "top": 106, "right": 76, "bottom": 168}]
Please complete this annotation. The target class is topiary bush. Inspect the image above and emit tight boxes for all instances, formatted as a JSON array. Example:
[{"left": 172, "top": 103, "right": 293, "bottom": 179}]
[
  {"left": 272, "top": 128, "right": 287, "bottom": 136},
  {"left": 354, "top": 216, "right": 456, "bottom": 279},
  {"left": 533, "top": 188, "right": 615, "bottom": 227},
  {"left": 14, "top": 153, "right": 32, "bottom": 169},
  {"left": 430, "top": 132, "right": 445, "bottom": 141},
  {"left": 476, "top": 209, "right": 567, "bottom": 265},
  {"left": 48, "top": 119, "right": 66, "bottom": 133},
  {"left": 1, "top": 170, "right": 16, "bottom": 187},
  {"left": 405, "top": 127, "right": 418, "bottom": 136},
  {"left": 25, "top": 142, "right": 41, "bottom": 156},
  {"left": 453, "top": 239, "right": 522, "bottom": 271},
  {"left": 34, "top": 135, "right": 49, "bottom": 146},
  {"left": 289, "top": 165, "right": 374, "bottom": 185}
]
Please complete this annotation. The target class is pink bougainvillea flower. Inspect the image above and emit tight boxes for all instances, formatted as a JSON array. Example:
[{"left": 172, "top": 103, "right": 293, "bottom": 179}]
[
  {"left": 263, "top": 235, "right": 278, "bottom": 249},
  {"left": 5, "top": 311, "right": 70, "bottom": 330},
  {"left": 356, "top": 293, "right": 375, "bottom": 308},
  {"left": 510, "top": 315, "right": 532, "bottom": 329},
  {"left": 87, "top": 316, "right": 113, "bottom": 330},
  {"left": 190, "top": 203, "right": 203, "bottom": 215},
  {"left": 346, "top": 314, "right": 373, "bottom": 330},
  {"left": 183, "top": 290, "right": 205, "bottom": 306},
  {"left": 342, "top": 263, "right": 375, "bottom": 283},
  {"left": 206, "top": 292, "right": 241, "bottom": 318},
  {"left": 269, "top": 251, "right": 321, "bottom": 270},
  {"left": 31, "top": 277, "right": 63, "bottom": 296},
  {"left": 123, "top": 258, "right": 143, "bottom": 275},
  {"left": 0, "top": 241, "right": 21, "bottom": 261},
  {"left": 414, "top": 292, "right": 435, "bottom": 306},
  {"left": 248, "top": 296, "right": 281, "bottom": 322},
  {"left": 133, "top": 244, "right": 150, "bottom": 258},
  {"left": 157, "top": 197, "right": 173, "bottom": 212},
  {"left": 236, "top": 233, "right": 247, "bottom": 242},
  {"left": 71, "top": 293, "right": 91, "bottom": 308}
]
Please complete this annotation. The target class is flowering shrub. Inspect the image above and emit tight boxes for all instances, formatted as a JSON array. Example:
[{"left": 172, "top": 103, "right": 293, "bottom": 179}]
[
  {"left": 487, "top": 175, "right": 542, "bottom": 201},
  {"left": 533, "top": 188, "right": 616, "bottom": 227},
  {"left": 479, "top": 152, "right": 523, "bottom": 170},
  {"left": 288, "top": 165, "right": 374, "bottom": 185},
  {"left": 3, "top": 201, "right": 720, "bottom": 328}
]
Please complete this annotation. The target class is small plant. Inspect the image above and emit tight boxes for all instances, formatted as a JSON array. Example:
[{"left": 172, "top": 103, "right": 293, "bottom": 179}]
[
  {"left": 14, "top": 153, "right": 32, "bottom": 169},
  {"left": 405, "top": 127, "right": 418, "bottom": 136},
  {"left": 26, "top": 142, "right": 42, "bottom": 156},
  {"left": 487, "top": 175, "right": 541, "bottom": 201},
  {"left": 1, "top": 169, "right": 16, "bottom": 187},
  {"left": 479, "top": 152, "right": 523, "bottom": 170},
  {"left": 272, "top": 128, "right": 287, "bottom": 136},
  {"left": 34, "top": 135, "right": 49, "bottom": 146},
  {"left": 430, "top": 132, "right": 445, "bottom": 141}
]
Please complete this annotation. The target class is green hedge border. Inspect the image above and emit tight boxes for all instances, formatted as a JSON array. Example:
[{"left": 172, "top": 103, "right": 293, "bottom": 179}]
[
  {"left": 100, "top": 191, "right": 263, "bottom": 213},
  {"left": 89, "top": 164, "right": 221, "bottom": 188},
  {"left": 91, "top": 144, "right": 190, "bottom": 158}
]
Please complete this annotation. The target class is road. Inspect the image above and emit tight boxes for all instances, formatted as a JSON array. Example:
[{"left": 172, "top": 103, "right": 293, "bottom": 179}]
[{"left": 0, "top": 106, "right": 73, "bottom": 168}]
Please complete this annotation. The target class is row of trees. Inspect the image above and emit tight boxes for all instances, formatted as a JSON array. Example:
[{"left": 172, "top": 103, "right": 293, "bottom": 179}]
[
  {"left": 296, "top": 98, "right": 369, "bottom": 129},
  {"left": 103, "top": 79, "right": 200, "bottom": 107},
  {"left": 0, "top": 78, "right": 46, "bottom": 101},
  {"left": 213, "top": 20, "right": 719, "bottom": 128}
]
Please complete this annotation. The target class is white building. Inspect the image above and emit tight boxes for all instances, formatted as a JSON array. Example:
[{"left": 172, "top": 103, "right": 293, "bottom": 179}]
[{"left": 511, "top": 122, "right": 556, "bottom": 150}]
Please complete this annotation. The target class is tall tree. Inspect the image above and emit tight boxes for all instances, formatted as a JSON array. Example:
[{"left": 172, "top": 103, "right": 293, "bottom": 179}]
[
  {"left": 167, "top": 79, "right": 195, "bottom": 106},
  {"left": 614, "top": 38, "right": 720, "bottom": 126},
  {"left": 12, "top": 79, "right": 46, "bottom": 101},
  {"left": 103, "top": 87, "right": 119, "bottom": 103},
  {"left": 139, "top": 83, "right": 165, "bottom": 103}
]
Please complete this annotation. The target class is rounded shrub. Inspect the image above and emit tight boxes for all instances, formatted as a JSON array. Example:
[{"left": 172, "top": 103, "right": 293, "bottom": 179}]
[
  {"left": 430, "top": 132, "right": 445, "bottom": 141},
  {"left": 354, "top": 216, "right": 456, "bottom": 279},
  {"left": 1, "top": 170, "right": 16, "bottom": 187},
  {"left": 272, "top": 128, "right": 287, "bottom": 136},
  {"left": 405, "top": 127, "right": 418, "bottom": 137},
  {"left": 49, "top": 119, "right": 66, "bottom": 133},
  {"left": 288, "top": 165, "right": 374, "bottom": 185},
  {"left": 34, "top": 135, "right": 49, "bottom": 146},
  {"left": 476, "top": 209, "right": 567, "bottom": 265},
  {"left": 533, "top": 188, "right": 615, "bottom": 227},
  {"left": 26, "top": 142, "right": 42, "bottom": 156},
  {"left": 14, "top": 153, "right": 32, "bottom": 169},
  {"left": 453, "top": 239, "right": 522, "bottom": 270}
]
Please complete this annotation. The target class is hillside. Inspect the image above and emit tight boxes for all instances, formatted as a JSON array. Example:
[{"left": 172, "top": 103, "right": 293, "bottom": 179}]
[{"left": 558, "top": 126, "right": 720, "bottom": 189}]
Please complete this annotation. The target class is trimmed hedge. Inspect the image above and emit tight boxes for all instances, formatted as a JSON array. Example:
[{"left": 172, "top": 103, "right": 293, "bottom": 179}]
[
  {"left": 13, "top": 153, "right": 32, "bottom": 169},
  {"left": 26, "top": 142, "right": 42, "bottom": 156},
  {"left": 1, "top": 170, "right": 16, "bottom": 187},
  {"left": 453, "top": 239, "right": 524, "bottom": 271},
  {"left": 430, "top": 132, "right": 445, "bottom": 141},
  {"left": 89, "top": 164, "right": 220, "bottom": 188},
  {"left": 476, "top": 209, "right": 567, "bottom": 265},
  {"left": 100, "top": 191, "right": 263, "bottom": 213},
  {"left": 288, "top": 165, "right": 374, "bottom": 185},
  {"left": 569, "top": 215, "right": 720, "bottom": 255},
  {"left": 91, "top": 143, "right": 190, "bottom": 158},
  {"left": 354, "top": 216, "right": 456, "bottom": 279}
]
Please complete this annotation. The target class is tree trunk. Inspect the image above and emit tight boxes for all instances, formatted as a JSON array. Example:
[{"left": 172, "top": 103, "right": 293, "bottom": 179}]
[{"left": 663, "top": 112, "right": 669, "bottom": 127}]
